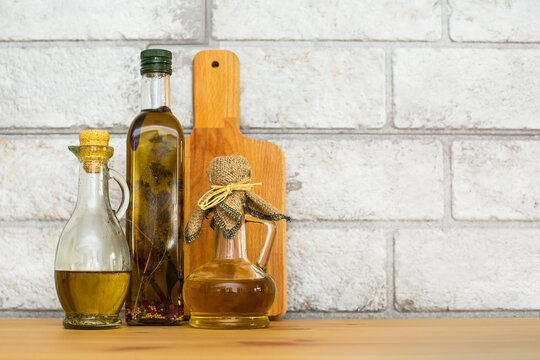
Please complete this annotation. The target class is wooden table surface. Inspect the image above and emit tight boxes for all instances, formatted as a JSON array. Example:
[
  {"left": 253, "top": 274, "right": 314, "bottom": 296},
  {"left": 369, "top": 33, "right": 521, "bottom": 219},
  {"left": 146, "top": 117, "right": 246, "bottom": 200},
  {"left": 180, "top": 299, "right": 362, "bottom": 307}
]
[{"left": 1, "top": 318, "right": 538, "bottom": 359}]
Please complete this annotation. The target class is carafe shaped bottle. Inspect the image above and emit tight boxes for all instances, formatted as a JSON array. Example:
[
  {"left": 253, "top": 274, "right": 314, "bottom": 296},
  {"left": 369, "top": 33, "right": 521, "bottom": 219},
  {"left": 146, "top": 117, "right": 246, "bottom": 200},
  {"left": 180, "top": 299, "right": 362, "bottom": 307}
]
[
  {"left": 54, "top": 130, "right": 131, "bottom": 329},
  {"left": 183, "top": 213, "right": 277, "bottom": 329}
]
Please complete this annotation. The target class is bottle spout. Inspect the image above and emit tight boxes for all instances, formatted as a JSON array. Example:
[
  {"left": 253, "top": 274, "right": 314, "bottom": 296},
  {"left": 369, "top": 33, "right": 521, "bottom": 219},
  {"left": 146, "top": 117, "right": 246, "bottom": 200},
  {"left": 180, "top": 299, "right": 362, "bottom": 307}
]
[
  {"left": 70, "top": 130, "right": 114, "bottom": 173},
  {"left": 68, "top": 145, "right": 79, "bottom": 157}
]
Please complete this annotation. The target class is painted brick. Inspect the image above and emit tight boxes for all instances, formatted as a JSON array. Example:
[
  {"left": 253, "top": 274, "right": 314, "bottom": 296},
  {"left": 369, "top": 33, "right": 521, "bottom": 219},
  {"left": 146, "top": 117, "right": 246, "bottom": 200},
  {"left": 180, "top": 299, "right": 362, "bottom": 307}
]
[
  {"left": 393, "top": 48, "right": 540, "bottom": 129},
  {"left": 0, "top": 0, "right": 203, "bottom": 41},
  {"left": 278, "top": 138, "right": 444, "bottom": 220},
  {"left": 0, "top": 136, "right": 126, "bottom": 221},
  {"left": 0, "top": 46, "right": 385, "bottom": 130},
  {"left": 212, "top": 0, "right": 441, "bottom": 41},
  {"left": 234, "top": 47, "right": 385, "bottom": 129},
  {"left": 288, "top": 226, "right": 386, "bottom": 311},
  {"left": 395, "top": 229, "right": 540, "bottom": 311},
  {"left": 453, "top": 141, "right": 540, "bottom": 220},
  {"left": 0, "top": 47, "right": 140, "bottom": 129},
  {"left": 0, "top": 226, "right": 61, "bottom": 310},
  {"left": 449, "top": 0, "right": 540, "bottom": 42}
]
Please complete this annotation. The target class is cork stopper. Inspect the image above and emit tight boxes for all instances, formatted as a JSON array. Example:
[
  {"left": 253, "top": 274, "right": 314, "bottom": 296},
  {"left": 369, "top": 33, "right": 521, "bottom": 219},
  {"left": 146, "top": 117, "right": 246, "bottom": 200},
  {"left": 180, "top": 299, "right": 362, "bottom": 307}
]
[
  {"left": 79, "top": 130, "right": 110, "bottom": 173},
  {"left": 79, "top": 130, "right": 110, "bottom": 147}
]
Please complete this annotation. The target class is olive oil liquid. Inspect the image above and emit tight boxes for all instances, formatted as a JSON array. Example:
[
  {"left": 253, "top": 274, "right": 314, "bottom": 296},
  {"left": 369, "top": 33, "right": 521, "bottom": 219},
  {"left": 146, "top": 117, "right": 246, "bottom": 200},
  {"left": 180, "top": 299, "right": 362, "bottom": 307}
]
[
  {"left": 126, "top": 107, "right": 184, "bottom": 325},
  {"left": 184, "top": 276, "right": 276, "bottom": 329},
  {"left": 55, "top": 271, "right": 130, "bottom": 329}
]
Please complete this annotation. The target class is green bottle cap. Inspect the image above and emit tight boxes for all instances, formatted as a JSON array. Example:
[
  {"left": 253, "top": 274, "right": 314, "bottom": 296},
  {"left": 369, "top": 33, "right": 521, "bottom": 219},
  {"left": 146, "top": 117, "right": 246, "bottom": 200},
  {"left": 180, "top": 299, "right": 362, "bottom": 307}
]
[{"left": 140, "top": 49, "right": 172, "bottom": 75}]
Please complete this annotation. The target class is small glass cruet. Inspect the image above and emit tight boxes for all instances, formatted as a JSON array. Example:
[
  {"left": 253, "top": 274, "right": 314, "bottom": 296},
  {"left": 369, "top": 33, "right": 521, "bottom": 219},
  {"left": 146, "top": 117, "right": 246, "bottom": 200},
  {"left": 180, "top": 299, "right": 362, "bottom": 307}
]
[
  {"left": 54, "top": 130, "right": 131, "bottom": 329},
  {"left": 183, "top": 155, "right": 289, "bottom": 329},
  {"left": 183, "top": 213, "right": 278, "bottom": 329}
]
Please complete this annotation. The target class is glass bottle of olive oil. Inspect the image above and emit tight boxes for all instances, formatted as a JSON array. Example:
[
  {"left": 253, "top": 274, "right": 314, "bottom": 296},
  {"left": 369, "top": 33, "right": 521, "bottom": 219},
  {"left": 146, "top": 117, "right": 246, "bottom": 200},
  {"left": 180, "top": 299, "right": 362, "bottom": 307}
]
[
  {"left": 183, "top": 214, "right": 277, "bottom": 329},
  {"left": 125, "top": 49, "right": 184, "bottom": 325},
  {"left": 55, "top": 130, "right": 131, "bottom": 329}
]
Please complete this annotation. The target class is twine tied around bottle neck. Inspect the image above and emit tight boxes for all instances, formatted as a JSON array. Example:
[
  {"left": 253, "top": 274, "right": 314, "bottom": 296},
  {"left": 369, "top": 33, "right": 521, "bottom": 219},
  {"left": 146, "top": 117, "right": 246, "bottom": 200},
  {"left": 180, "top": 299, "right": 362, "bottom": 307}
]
[
  {"left": 185, "top": 155, "right": 289, "bottom": 244},
  {"left": 197, "top": 178, "right": 262, "bottom": 211}
]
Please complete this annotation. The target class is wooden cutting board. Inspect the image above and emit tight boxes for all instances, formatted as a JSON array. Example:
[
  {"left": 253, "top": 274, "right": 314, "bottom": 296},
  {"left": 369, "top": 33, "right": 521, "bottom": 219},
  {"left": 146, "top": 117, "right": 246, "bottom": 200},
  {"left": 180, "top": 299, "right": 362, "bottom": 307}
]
[{"left": 183, "top": 50, "right": 287, "bottom": 319}]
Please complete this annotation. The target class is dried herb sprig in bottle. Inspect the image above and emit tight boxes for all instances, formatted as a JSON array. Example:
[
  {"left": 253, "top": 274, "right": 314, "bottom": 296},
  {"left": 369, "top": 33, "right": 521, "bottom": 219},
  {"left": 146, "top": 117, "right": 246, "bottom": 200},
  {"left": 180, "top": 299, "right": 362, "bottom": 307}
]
[{"left": 125, "top": 49, "right": 184, "bottom": 325}]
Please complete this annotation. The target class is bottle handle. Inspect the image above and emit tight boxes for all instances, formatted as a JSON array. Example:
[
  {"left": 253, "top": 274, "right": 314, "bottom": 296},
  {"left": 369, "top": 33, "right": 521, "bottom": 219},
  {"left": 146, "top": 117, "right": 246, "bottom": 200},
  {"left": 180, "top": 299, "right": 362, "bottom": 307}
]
[
  {"left": 245, "top": 214, "right": 277, "bottom": 272},
  {"left": 109, "top": 168, "right": 129, "bottom": 220}
]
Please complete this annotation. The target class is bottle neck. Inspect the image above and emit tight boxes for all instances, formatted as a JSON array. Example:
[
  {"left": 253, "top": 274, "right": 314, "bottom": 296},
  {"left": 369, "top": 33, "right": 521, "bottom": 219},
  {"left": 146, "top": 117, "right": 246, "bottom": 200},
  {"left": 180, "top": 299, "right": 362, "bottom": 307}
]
[
  {"left": 141, "top": 72, "right": 170, "bottom": 110},
  {"left": 75, "top": 161, "right": 111, "bottom": 212},
  {"left": 214, "top": 215, "right": 248, "bottom": 261}
]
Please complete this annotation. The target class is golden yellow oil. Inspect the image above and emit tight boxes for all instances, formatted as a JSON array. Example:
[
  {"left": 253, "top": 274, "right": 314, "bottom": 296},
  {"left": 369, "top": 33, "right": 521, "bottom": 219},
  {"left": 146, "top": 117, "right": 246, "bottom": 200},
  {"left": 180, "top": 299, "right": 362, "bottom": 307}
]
[
  {"left": 183, "top": 276, "right": 276, "bottom": 328},
  {"left": 55, "top": 271, "right": 130, "bottom": 329}
]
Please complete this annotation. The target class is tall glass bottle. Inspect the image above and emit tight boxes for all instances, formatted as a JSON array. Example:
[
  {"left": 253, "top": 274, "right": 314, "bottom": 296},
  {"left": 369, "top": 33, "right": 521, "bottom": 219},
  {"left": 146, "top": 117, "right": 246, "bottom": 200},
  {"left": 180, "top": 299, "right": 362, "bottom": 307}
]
[{"left": 125, "top": 49, "right": 184, "bottom": 325}]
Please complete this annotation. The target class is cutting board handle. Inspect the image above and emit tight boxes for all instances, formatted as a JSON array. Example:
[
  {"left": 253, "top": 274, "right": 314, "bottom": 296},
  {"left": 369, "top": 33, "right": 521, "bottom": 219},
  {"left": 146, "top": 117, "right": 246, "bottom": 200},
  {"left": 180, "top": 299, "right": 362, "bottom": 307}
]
[{"left": 192, "top": 50, "right": 240, "bottom": 129}]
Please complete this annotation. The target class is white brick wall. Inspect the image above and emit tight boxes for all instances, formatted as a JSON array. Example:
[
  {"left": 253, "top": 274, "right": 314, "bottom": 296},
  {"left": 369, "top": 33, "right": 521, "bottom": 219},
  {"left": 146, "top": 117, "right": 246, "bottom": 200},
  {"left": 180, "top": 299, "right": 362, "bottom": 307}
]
[
  {"left": 0, "top": 47, "right": 140, "bottom": 128},
  {"left": 288, "top": 227, "right": 386, "bottom": 312},
  {"left": 0, "top": 226, "right": 60, "bottom": 309},
  {"left": 212, "top": 0, "right": 442, "bottom": 41},
  {"left": 453, "top": 141, "right": 540, "bottom": 220},
  {"left": 395, "top": 229, "right": 540, "bottom": 311},
  {"left": 0, "top": 0, "right": 204, "bottom": 41},
  {"left": 278, "top": 138, "right": 443, "bottom": 220},
  {"left": 1, "top": 0, "right": 539, "bottom": 319},
  {"left": 234, "top": 48, "right": 386, "bottom": 129},
  {"left": 449, "top": 0, "right": 540, "bottom": 43},
  {"left": 393, "top": 49, "right": 540, "bottom": 129}
]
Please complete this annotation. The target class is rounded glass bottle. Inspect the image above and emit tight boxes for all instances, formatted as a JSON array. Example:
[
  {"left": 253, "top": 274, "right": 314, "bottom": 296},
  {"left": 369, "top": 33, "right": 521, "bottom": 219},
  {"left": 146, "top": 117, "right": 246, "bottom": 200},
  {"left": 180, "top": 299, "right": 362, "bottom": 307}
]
[
  {"left": 183, "top": 213, "right": 277, "bottom": 329},
  {"left": 55, "top": 131, "right": 131, "bottom": 329}
]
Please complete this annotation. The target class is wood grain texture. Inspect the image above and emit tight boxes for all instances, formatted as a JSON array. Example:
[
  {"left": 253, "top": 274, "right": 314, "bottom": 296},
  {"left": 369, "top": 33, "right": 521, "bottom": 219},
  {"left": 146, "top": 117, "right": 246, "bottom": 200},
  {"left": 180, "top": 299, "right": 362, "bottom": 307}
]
[
  {"left": 1, "top": 318, "right": 539, "bottom": 360},
  {"left": 184, "top": 50, "right": 287, "bottom": 318}
]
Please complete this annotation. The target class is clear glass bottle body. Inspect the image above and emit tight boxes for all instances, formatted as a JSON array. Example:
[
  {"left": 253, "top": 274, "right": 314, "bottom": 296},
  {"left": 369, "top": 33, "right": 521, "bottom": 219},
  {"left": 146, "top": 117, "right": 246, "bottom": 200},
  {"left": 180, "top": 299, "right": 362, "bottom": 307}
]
[
  {"left": 125, "top": 72, "right": 185, "bottom": 325},
  {"left": 183, "top": 214, "right": 277, "bottom": 329},
  {"left": 55, "top": 146, "right": 131, "bottom": 329}
]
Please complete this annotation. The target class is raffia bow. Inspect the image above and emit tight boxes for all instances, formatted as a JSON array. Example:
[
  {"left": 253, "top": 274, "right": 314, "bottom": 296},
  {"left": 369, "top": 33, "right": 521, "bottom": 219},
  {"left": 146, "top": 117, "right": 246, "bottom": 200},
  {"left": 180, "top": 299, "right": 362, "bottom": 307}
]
[
  {"left": 185, "top": 155, "right": 289, "bottom": 244},
  {"left": 197, "top": 178, "right": 262, "bottom": 210}
]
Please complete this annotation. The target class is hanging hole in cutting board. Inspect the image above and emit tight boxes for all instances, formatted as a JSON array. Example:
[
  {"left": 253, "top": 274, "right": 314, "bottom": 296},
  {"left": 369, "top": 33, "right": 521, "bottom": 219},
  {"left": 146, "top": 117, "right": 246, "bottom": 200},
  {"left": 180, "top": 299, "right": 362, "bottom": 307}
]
[{"left": 212, "top": 61, "right": 219, "bottom": 68}]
